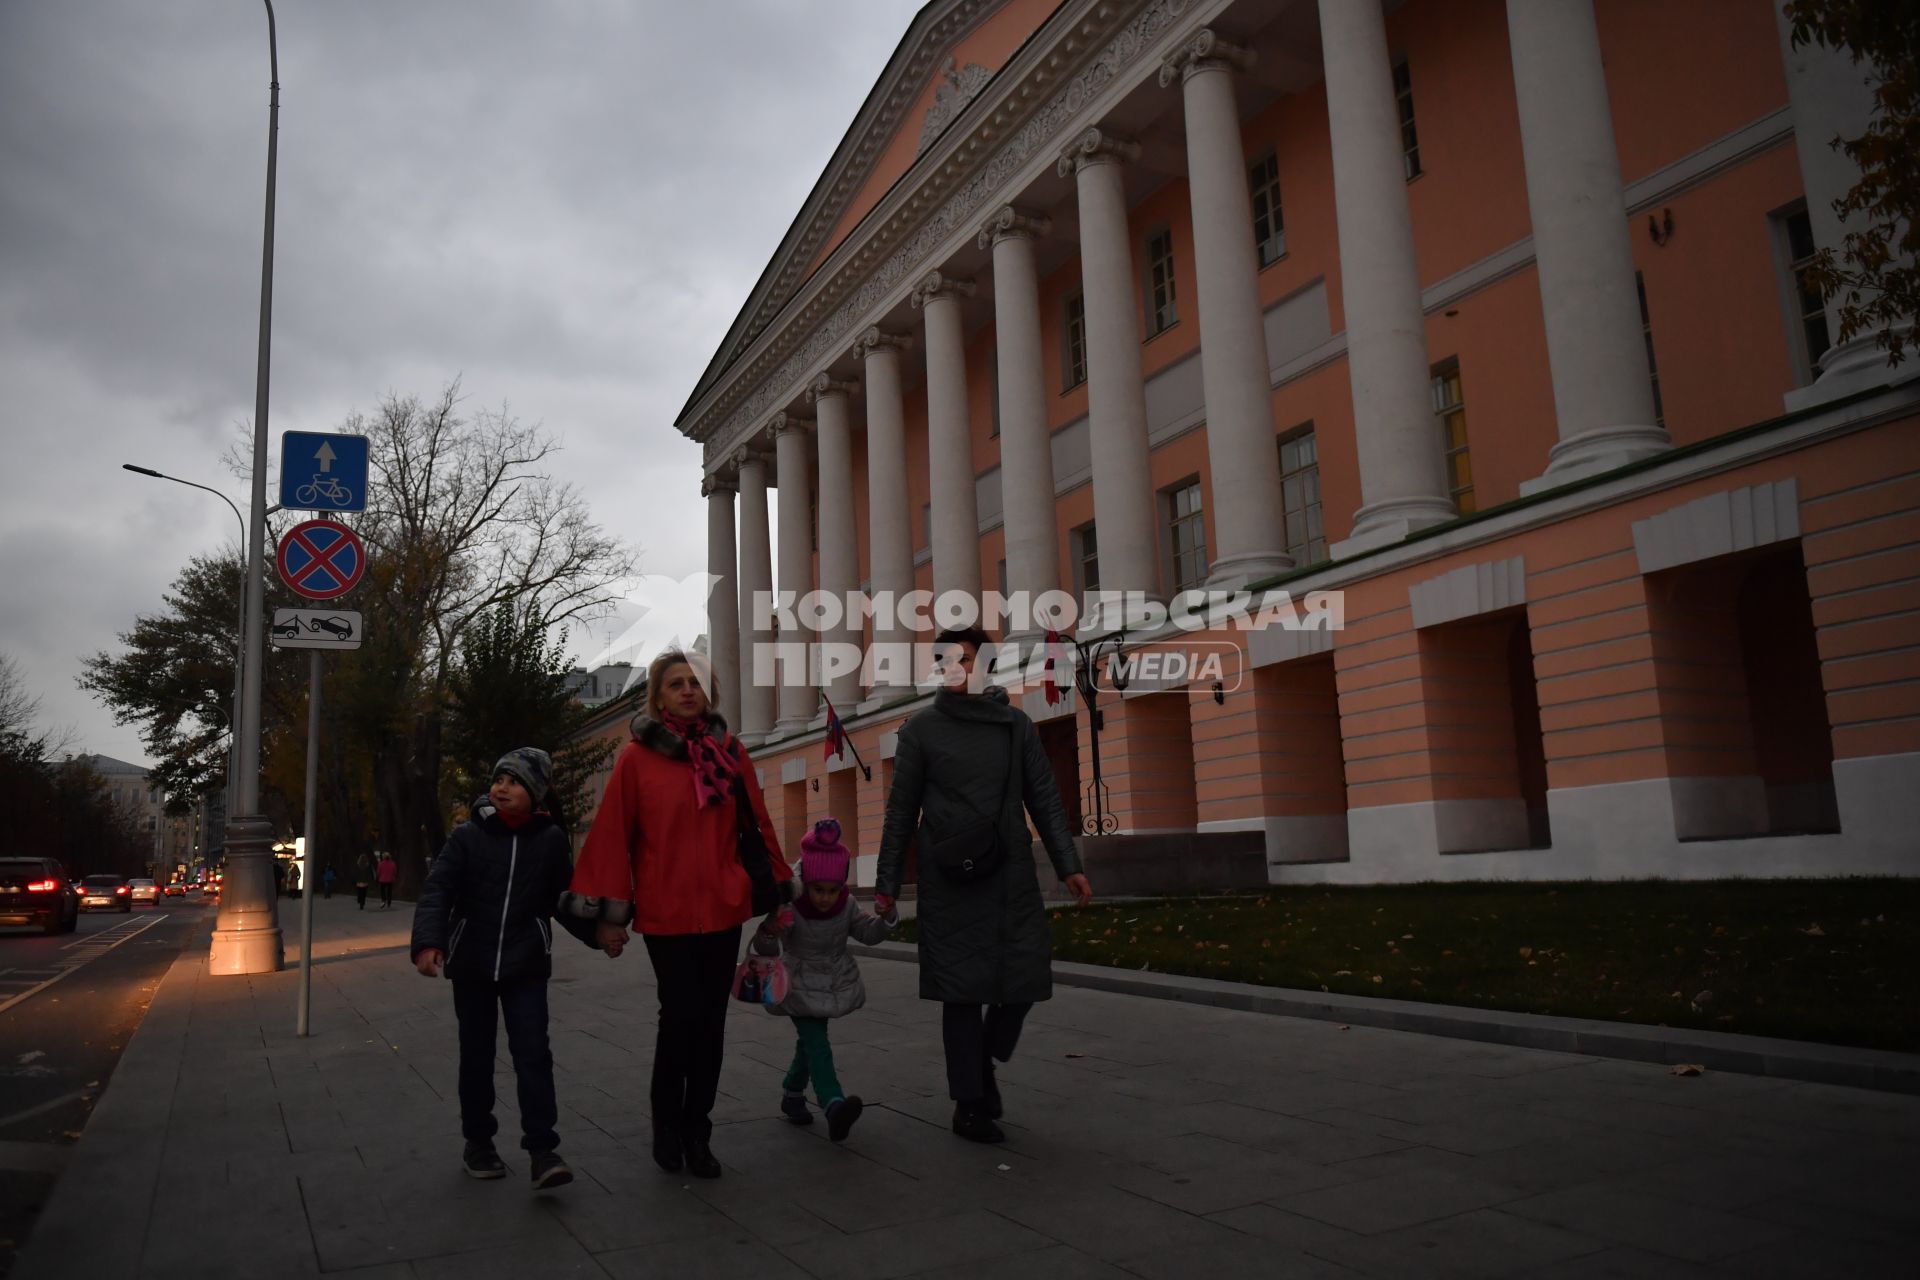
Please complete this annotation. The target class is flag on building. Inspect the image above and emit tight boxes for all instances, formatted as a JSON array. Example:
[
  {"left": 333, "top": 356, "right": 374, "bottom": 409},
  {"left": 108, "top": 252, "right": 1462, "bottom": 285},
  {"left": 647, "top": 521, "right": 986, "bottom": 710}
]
[{"left": 824, "top": 696, "right": 847, "bottom": 760}]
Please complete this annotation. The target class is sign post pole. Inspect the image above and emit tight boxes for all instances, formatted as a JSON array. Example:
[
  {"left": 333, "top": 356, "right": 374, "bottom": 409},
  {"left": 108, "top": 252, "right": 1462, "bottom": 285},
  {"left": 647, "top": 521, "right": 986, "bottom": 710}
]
[{"left": 297, "top": 647, "right": 320, "bottom": 1036}]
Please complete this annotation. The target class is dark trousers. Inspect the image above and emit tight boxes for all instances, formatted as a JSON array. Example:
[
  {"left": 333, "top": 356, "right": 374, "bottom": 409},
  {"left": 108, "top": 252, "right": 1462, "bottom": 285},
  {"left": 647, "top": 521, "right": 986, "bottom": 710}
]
[
  {"left": 379, "top": 882, "right": 394, "bottom": 907},
  {"left": 942, "top": 1002, "right": 1033, "bottom": 1102},
  {"left": 355, "top": 885, "right": 368, "bottom": 908},
  {"left": 643, "top": 926, "right": 742, "bottom": 1143},
  {"left": 452, "top": 977, "right": 558, "bottom": 1153}
]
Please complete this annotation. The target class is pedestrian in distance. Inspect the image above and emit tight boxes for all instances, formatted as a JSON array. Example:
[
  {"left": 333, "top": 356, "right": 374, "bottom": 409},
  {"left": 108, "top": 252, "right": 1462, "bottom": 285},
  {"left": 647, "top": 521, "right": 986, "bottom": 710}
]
[
  {"left": 752, "top": 817, "right": 897, "bottom": 1142},
  {"left": 376, "top": 850, "right": 397, "bottom": 908},
  {"left": 353, "top": 852, "right": 372, "bottom": 910},
  {"left": 322, "top": 864, "right": 336, "bottom": 899},
  {"left": 875, "top": 626, "right": 1092, "bottom": 1144},
  {"left": 409, "top": 748, "right": 598, "bottom": 1189},
  {"left": 563, "top": 648, "right": 794, "bottom": 1180}
]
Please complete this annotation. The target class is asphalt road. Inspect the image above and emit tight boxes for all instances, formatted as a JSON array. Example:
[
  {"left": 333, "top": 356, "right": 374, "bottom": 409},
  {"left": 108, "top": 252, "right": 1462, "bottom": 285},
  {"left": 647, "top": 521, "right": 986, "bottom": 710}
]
[{"left": 0, "top": 896, "right": 212, "bottom": 1277}]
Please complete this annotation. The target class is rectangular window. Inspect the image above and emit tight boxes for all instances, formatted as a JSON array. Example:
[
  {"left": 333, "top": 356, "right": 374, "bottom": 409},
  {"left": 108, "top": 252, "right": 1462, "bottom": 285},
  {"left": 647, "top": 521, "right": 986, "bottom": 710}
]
[
  {"left": 1636, "top": 271, "right": 1665, "bottom": 430},
  {"left": 920, "top": 501, "right": 932, "bottom": 554},
  {"left": 1164, "top": 479, "right": 1209, "bottom": 593},
  {"left": 1250, "top": 150, "right": 1286, "bottom": 268},
  {"left": 1276, "top": 424, "right": 1326, "bottom": 565},
  {"left": 989, "top": 345, "right": 1001, "bottom": 437},
  {"left": 1071, "top": 521, "right": 1099, "bottom": 597},
  {"left": 1393, "top": 58, "right": 1421, "bottom": 181},
  {"left": 1784, "top": 206, "right": 1833, "bottom": 380},
  {"left": 1144, "top": 228, "right": 1178, "bottom": 336},
  {"left": 1430, "top": 360, "right": 1474, "bottom": 515},
  {"left": 1063, "top": 291, "right": 1088, "bottom": 391}
]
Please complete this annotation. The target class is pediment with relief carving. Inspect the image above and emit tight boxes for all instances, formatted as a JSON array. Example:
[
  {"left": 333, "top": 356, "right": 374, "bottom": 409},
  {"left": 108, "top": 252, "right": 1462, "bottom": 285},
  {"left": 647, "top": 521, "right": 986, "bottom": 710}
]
[{"left": 918, "top": 57, "right": 995, "bottom": 155}]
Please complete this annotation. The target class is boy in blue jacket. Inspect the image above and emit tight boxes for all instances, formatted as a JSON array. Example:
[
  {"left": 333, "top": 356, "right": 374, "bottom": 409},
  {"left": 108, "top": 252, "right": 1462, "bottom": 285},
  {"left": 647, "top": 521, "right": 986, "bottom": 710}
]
[{"left": 410, "top": 748, "right": 598, "bottom": 1188}]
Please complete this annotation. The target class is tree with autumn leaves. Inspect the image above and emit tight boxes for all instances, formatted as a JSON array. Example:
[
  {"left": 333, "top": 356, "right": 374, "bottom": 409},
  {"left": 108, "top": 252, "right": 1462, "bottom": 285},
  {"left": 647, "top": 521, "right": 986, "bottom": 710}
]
[{"left": 1784, "top": 0, "right": 1920, "bottom": 366}]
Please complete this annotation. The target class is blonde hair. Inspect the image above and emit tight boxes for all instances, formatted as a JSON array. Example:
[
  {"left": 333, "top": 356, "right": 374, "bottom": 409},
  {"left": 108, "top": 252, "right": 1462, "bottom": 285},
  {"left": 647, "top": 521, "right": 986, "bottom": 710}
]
[{"left": 646, "top": 648, "right": 719, "bottom": 720}]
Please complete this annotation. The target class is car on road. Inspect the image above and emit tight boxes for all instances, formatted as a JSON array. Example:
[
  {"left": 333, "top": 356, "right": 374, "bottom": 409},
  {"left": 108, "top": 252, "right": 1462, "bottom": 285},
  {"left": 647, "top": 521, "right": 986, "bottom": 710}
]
[
  {"left": 128, "top": 877, "right": 159, "bottom": 904},
  {"left": 163, "top": 881, "right": 186, "bottom": 897},
  {"left": 79, "top": 874, "right": 133, "bottom": 912},
  {"left": 0, "top": 857, "right": 80, "bottom": 934}
]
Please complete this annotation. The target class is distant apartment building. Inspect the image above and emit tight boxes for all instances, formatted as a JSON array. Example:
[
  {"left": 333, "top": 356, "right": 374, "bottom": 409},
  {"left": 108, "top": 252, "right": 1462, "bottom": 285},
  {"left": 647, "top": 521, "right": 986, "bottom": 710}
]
[{"left": 565, "top": 663, "right": 638, "bottom": 709}]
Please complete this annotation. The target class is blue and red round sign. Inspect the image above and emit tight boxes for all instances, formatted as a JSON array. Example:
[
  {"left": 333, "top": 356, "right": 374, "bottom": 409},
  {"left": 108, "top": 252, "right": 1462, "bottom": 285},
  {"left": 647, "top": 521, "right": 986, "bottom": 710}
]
[{"left": 277, "top": 519, "right": 367, "bottom": 601}]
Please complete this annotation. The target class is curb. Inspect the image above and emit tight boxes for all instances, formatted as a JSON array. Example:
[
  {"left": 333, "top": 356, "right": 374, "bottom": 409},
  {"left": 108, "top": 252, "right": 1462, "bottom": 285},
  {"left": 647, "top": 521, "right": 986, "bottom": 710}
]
[
  {"left": 862, "top": 941, "right": 1920, "bottom": 1096},
  {"left": 13, "top": 942, "right": 204, "bottom": 1280}
]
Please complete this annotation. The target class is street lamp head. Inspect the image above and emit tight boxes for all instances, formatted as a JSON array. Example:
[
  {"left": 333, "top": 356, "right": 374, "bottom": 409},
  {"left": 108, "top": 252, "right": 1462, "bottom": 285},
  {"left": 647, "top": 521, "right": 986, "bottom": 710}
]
[{"left": 123, "top": 464, "right": 163, "bottom": 478}]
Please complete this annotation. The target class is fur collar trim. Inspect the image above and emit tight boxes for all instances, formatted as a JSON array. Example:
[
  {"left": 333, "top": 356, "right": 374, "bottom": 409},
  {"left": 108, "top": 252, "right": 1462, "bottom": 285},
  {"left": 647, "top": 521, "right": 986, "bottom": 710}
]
[{"left": 631, "top": 711, "right": 733, "bottom": 760}]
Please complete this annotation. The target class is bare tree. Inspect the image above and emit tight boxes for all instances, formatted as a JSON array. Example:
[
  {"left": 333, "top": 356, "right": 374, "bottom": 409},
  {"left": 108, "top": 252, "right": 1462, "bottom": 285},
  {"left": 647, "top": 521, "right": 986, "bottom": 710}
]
[{"left": 342, "top": 382, "right": 634, "bottom": 892}]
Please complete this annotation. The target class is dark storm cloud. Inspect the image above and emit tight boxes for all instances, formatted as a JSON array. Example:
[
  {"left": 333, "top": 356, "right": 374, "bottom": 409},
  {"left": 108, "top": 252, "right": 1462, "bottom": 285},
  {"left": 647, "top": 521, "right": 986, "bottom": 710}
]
[{"left": 0, "top": 0, "right": 924, "bottom": 763}]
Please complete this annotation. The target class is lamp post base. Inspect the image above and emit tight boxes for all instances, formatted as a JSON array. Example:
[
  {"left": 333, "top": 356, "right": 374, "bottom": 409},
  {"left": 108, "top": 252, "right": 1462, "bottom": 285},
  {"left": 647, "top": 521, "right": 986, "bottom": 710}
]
[{"left": 208, "top": 813, "right": 284, "bottom": 975}]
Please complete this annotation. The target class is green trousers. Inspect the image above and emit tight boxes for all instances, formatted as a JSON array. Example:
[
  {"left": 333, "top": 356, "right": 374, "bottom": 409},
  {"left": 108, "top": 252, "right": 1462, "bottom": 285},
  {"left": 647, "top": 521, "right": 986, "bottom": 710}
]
[{"left": 781, "top": 1016, "right": 843, "bottom": 1108}]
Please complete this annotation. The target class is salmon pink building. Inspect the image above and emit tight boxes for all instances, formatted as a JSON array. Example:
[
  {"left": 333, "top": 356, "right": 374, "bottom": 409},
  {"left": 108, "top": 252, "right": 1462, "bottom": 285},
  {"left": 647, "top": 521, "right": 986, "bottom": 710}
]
[{"left": 670, "top": 0, "right": 1920, "bottom": 890}]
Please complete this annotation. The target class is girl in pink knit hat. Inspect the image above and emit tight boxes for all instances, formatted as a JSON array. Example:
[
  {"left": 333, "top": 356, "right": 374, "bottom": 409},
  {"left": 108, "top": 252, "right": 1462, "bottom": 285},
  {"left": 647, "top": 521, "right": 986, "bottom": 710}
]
[{"left": 750, "top": 817, "right": 898, "bottom": 1141}]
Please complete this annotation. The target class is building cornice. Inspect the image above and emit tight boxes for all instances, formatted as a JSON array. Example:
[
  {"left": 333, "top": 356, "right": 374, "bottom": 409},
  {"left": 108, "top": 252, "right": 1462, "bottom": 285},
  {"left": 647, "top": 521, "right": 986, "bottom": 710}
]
[
  {"left": 681, "top": 0, "right": 1006, "bottom": 422},
  {"left": 688, "top": 0, "right": 1214, "bottom": 468}
]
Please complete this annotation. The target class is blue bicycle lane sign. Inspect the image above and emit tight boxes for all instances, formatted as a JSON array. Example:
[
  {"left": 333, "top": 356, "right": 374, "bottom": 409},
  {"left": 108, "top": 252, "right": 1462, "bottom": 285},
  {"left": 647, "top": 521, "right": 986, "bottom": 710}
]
[{"left": 279, "top": 431, "right": 368, "bottom": 512}]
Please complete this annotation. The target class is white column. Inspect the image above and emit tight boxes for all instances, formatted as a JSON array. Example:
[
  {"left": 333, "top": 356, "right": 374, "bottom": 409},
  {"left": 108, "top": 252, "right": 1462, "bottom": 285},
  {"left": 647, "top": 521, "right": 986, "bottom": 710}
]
[
  {"left": 1775, "top": 2, "right": 1910, "bottom": 408},
  {"left": 978, "top": 206, "right": 1062, "bottom": 637},
  {"left": 1162, "top": 29, "right": 1293, "bottom": 585},
  {"left": 1318, "top": 0, "right": 1455, "bottom": 558},
  {"left": 702, "top": 469, "right": 740, "bottom": 721},
  {"left": 808, "top": 373, "right": 863, "bottom": 715},
  {"left": 1058, "top": 128, "right": 1163, "bottom": 611},
  {"left": 857, "top": 327, "right": 917, "bottom": 706},
  {"left": 771, "top": 412, "right": 817, "bottom": 737},
  {"left": 1507, "top": 0, "right": 1670, "bottom": 494},
  {"left": 911, "top": 270, "right": 983, "bottom": 606},
  {"left": 734, "top": 449, "right": 775, "bottom": 744}
]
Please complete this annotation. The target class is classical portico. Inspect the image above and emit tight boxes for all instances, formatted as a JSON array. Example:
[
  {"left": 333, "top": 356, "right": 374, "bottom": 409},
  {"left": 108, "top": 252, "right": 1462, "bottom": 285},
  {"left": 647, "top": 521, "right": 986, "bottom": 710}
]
[{"left": 683, "top": 0, "right": 1786, "bottom": 738}]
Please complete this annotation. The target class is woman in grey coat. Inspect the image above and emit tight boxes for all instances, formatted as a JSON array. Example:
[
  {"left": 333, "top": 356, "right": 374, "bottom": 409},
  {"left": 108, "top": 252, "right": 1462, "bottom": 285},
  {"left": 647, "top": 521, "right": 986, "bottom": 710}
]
[{"left": 875, "top": 627, "right": 1092, "bottom": 1144}]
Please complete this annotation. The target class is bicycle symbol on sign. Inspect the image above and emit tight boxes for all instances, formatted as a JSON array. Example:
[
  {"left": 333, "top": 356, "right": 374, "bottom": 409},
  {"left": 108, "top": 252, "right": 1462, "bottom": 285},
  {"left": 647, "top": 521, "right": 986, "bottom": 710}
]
[{"left": 294, "top": 475, "right": 355, "bottom": 508}]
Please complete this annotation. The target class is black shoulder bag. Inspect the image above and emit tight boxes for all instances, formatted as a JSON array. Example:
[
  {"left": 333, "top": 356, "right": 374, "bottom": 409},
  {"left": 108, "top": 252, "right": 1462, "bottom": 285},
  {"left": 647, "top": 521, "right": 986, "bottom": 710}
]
[
  {"left": 731, "top": 776, "right": 787, "bottom": 916},
  {"left": 926, "top": 722, "right": 1017, "bottom": 884}
]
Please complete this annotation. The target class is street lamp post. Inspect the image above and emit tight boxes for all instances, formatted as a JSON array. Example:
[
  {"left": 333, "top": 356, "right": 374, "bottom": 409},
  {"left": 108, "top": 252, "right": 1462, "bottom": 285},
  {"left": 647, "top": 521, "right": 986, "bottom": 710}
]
[
  {"left": 121, "top": 465, "right": 245, "bottom": 807},
  {"left": 209, "top": 0, "right": 286, "bottom": 974}
]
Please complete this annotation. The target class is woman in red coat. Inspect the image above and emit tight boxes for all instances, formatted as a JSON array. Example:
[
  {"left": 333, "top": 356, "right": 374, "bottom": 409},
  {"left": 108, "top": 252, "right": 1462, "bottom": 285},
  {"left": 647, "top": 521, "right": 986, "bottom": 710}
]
[{"left": 563, "top": 649, "right": 791, "bottom": 1179}]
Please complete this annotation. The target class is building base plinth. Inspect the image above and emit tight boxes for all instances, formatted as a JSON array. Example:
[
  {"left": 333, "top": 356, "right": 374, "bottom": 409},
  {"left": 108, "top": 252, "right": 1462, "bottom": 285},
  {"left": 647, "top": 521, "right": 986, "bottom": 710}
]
[
  {"left": 1331, "top": 497, "right": 1458, "bottom": 560},
  {"left": 1520, "top": 424, "right": 1671, "bottom": 496}
]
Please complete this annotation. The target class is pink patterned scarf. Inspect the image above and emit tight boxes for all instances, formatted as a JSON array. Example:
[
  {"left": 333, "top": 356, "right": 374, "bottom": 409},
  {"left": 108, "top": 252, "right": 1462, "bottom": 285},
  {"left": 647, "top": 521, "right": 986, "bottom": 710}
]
[{"left": 662, "top": 713, "right": 738, "bottom": 808}]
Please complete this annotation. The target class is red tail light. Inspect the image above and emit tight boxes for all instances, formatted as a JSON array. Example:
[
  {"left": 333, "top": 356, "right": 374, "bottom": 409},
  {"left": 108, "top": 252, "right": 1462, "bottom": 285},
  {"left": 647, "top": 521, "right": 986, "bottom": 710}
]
[
  {"left": 26, "top": 879, "right": 57, "bottom": 892},
  {"left": 116, "top": 885, "right": 129, "bottom": 894}
]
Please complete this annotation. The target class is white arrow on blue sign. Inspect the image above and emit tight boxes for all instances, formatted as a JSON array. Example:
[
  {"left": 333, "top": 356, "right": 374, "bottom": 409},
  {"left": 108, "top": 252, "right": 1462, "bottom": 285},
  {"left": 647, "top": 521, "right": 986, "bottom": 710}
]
[{"left": 279, "top": 432, "right": 369, "bottom": 512}]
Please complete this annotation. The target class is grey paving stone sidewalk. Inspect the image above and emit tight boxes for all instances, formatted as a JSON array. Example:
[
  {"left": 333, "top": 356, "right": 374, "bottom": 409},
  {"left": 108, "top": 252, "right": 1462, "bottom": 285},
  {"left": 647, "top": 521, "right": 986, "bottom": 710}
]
[{"left": 16, "top": 893, "right": 1919, "bottom": 1278}]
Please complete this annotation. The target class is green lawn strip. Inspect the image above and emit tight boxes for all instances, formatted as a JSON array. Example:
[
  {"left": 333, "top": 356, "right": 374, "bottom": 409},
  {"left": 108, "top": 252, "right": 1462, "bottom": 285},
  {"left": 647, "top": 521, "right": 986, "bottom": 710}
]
[{"left": 891, "top": 879, "right": 1919, "bottom": 1051}]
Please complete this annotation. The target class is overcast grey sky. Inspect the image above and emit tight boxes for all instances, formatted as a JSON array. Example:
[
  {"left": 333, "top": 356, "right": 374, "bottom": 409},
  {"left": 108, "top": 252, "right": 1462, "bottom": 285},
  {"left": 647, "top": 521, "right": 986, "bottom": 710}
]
[{"left": 0, "top": 0, "right": 925, "bottom": 767}]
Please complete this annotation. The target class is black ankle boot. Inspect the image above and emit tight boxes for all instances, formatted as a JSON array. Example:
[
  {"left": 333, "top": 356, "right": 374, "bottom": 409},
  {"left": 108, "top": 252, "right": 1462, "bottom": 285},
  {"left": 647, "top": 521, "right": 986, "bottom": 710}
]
[
  {"left": 952, "top": 1101, "right": 1005, "bottom": 1144},
  {"left": 682, "top": 1136, "right": 722, "bottom": 1179},
  {"left": 650, "top": 1129, "right": 682, "bottom": 1173}
]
